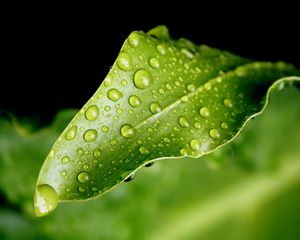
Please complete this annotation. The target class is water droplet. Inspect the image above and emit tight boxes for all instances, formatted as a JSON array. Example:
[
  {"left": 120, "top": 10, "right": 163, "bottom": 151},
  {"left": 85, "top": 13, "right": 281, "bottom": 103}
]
[
  {"left": 93, "top": 149, "right": 101, "bottom": 158},
  {"left": 121, "top": 79, "right": 128, "bottom": 86},
  {"left": 180, "top": 148, "right": 189, "bottom": 156},
  {"left": 181, "top": 48, "right": 194, "bottom": 59},
  {"left": 117, "top": 109, "right": 123, "bottom": 114},
  {"left": 121, "top": 124, "right": 135, "bottom": 138},
  {"left": 134, "top": 69, "right": 153, "bottom": 89},
  {"left": 179, "top": 116, "right": 190, "bottom": 128},
  {"left": 204, "top": 82, "right": 212, "bottom": 90},
  {"left": 34, "top": 184, "right": 58, "bottom": 217},
  {"left": 49, "top": 149, "right": 55, "bottom": 158},
  {"left": 77, "top": 171, "right": 91, "bottom": 183},
  {"left": 98, "top": 162, "right": 103, "bottom": 168},
  {"left": 139, "top": 146, "right": 149, "bottom": 155},
  {"left": 199, "top": 107, "right": 210, "bottom": 118},
  {"left": 101, "top": 126, "right": 109, "bottom": 133},
  {"left": 187, "top": 84, "right": 196, "bottom": 92},
  {"left": 223, "top": 98, "right": 233, "bottom": 108},
  {"left": 92, "top": 187, "right": 98, "bottom": 192},
  {"left": 129, "top": 95, "right": 142, "bottom": 107},
  {"left": 124, "top": 172, "right": 135, "bottom": 182},
  {"left": 77, "top": 148, "right": 83, "bottom": 156},
  {"left": 78, "top": 187, "right": 85, "bottom": 192},
  {"left": 83, "top": 129, "right": 98, "bottom": 142},
  {"left": 145, "top": 162, "right": 154, "bottom": 167},
  {"left": 128, "top": 32, "right": 140, "bottom": 47},
  {"left": 149, "top": 58, "right": 160, "bottom": 68},
  {"left": 116, "top": 51, "right": 133, "bottom": 71},
  {"left": 104, "top": 106, "right": 111, "bottom": 111},
  {"left": 209, "top": 129, "right": 221, "bottom": 139},
  {"left": 181, "top": 96, "right": 188, "bottom": 103},
  {"left": 103, "top": 74, "right": 112, "bottom": 87},
  {"left": 60, "top": 170, "right": 67, "bottom": 177},
  {"left": 85, "top": 105, "right": 99, "bottom": 121},
  {"left": 83, "top": 164, "right": 89, "bottom": 170},
  {"left": 190, "top": 139, "right": 201, "bottom": 151},
  {"left": 157, "top": 45, "right": 166, "bottom": 55},
  {"left": 150, "top": 102, "right": 162, "bottom": 113},
  {"left": 61, "top": 156, "right": 70, "bottom": 164},
  {"left": 194, "top": 122, "right": 201, "bottom": 129},
  {"left": 221, "top": 122, "right": 228, "bottom": 129},
  {"left": 107, "top": 89, "right": 123, "bottom": 102},
  {"left": 65, "top": 125, "right": 77, "bottom": 141}
]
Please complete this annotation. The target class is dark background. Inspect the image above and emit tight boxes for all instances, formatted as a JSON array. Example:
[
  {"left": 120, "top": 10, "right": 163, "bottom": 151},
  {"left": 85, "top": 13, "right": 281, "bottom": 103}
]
[{"left": 2, "top": 5, "right": 299, "bottom": 124}]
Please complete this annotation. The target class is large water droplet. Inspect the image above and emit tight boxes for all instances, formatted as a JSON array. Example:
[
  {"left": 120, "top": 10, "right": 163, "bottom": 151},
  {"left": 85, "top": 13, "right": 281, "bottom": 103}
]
[
  {"left": 128, "top": 32, "right": 141, "bottom": 48},
  {"left": 121, "top": 124, "right": 135, "bottom": 138},
  {"left": 65, "top": 126, "right": 77, "bottom": 141},
  {"left": 116, "top": 51, "right": 133, "bottom": 71},
  {"left": 107, "top": 89, "right": 123, "bottom": 102},
  {"left": 149, "top": 58, "right": 160, "bottom": 68},
  {"left": 77, "top": 171, "right": 91, "bottom": 183},
  {"left": 199, "top": 107, "right": 210, "bottom": 118},
  {"left": 139, "top": 146, "right": 149, "bottom": 155},
  {"left": 223, "top": 98, "right": 233, "bottom": 108},
  {"left": 150, "top": 102, "right": 162, "bottom": 113},
  {"left": 179, "top": 116, "right": 190, "bottom": 128},
  {"left": 190, "top": 139, "right": 201, "bottom": 151},
  {"left": 129, "top": 95, "right": 142, "bottom": 107},
  {"left": 85, "top": 105, "right": 99, "bottom": 121},
  {"left": 134, "top": 69, "right": 153, "bottom": 89},
  {"left": 83, "top": 129, "right": 98, "bottom": 142},
  {"left": 209, "top": 129, "right": 221, "bottom": 139},
  {"left": 34, "top": 184, "right": 58, "bottom": 217}
]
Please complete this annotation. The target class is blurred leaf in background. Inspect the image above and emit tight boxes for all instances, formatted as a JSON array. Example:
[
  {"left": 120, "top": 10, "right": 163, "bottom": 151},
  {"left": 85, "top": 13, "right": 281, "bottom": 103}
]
[{"left": 0, "top": 86, "right": 300, "bottom": 239}]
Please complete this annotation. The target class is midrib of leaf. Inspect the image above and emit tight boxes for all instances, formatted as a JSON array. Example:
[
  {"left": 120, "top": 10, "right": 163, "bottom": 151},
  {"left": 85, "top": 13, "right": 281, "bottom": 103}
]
[{"left": 149, "top": 152, "right": 300, "bottom": 240}]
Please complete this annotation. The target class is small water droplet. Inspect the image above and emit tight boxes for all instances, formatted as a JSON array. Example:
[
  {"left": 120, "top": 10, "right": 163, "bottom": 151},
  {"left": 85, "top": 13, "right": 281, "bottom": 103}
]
[
  {"left": 65, "top": 125, "right": 77, "bottom": 141},
  {"left": 77, "top": 171, "right": 91, "bottom": 183},
  {"left": 134, "top": 69, "right": 153, "bottom": 89},
  {"left": 60, "top": 170, "right": 67, "bottom": 177},
  {"left": 128, "top": 32, "right": 140, "bottom": 47},
  {"left": 98, "top": 162, "right": 103, "bottom": 168},
  {"left": 181, "top": 48, "right": 194, "bottom": 59},
  {"left": 187, "top": 84, "right": 196, "bottom": 92},
  {"left": 180, "top": 148, "right": 189, "bottom": 156},
  {"left": 179, "top": 116, "right": 190, "bottom": 128},
  {"left": 149, "top": 57, "right": 160, "bottom": 68},
  {"left": 83, "top": 129, "right": 98, "bottom": 142},
  {"left": 49, "top": 149, "right": 55, "bottom": 158},
  {"left": 204, "top": 82, "right": 212, "bottom": 90},
  {"left": 103, "top": 74, "right": 112, "bottom": 87},
  {"left": 77, "top": 148, "right": 83, "bottom": 156},
  {"left": 34, "top": 184, "right": 58, "bottom": 217},
  {"left": 61, "top": 156, "right": 70, "bottom": 164},
  {"left": 199, "top": 107, "right": 210, "bottom": 118},
  {"left": 181, "top": 96, "right": 188, "bottom": 103},
  {"left": 85, "top": 105, "right": 99, "bottom": 121},
  {"left": 116, "top": 51, "right": 133, "bottom": 71},
  {"left": 124, "top": 172, "right": 135, "bottom": 182},
  {"left": 150, "top": 102, "right": 162, "bottom": 113},
  {"left": 120, "top": 124, "right": 135, "bottom": 138},
  {"left": 221, "top": 122, "right": 228, "bottom": 129},
  {"left": 107, "top": 89, "right": 123, "bottom": 102},
  {"left": 101, "top": 126, "right": 109, "bottom": 133},
  {"left": 121, "top": 79, "right": 128, "bottom": 86},
  {"left": 83, "top": 164, "right": 89, "bottom": 170},
  {"left": 190, "top": 139, "right": 201, "bottom": 151},
  {"left": 78, "top": 187, "right": 85, "bottom": 192},
  {"left": 209, "top": 129, "right": 221, "bottom": 139},
  {"left": 129, "top": 95, "right": 142, "bottom": 107},
  {"left": 157, "top": 45, "right": 166, "bottom": 55},
  {"left": 117, "top": 109, "right": 123, "bottom": 114},
  {"left": 223, "top": 98, "right": 233, "bottom": 108},
  {"left": 194, "top": 122, "right": 201, "bottom": 129},
  {"left": 93, "top": 149, "right": 101, "bottom": 158},
  {"left": 139, "top": 146, "right": 149, "bottom": 155}
]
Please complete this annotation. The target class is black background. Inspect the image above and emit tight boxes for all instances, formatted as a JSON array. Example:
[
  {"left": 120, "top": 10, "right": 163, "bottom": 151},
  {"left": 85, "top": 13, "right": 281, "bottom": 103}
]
[{"left": 2, "top": 5, "right": 299, "bottom": 124}]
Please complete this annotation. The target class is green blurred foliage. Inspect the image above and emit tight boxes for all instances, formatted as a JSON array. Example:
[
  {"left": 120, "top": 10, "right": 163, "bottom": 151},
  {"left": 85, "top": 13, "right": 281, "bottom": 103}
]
[{"left": 0, "top": 87, "right": 300, "bottom": 239}]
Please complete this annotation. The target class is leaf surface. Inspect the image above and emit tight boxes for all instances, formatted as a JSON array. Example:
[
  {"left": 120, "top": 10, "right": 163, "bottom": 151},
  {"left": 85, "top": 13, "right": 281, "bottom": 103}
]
[{"left": 34, "top": 25, "right": 300, "bottom": 216}]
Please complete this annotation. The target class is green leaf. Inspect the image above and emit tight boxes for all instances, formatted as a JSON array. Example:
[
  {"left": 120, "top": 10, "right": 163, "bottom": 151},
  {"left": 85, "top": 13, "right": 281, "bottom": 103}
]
[{"left": 34, "top": 25, "right": 300, "bottom": 216}]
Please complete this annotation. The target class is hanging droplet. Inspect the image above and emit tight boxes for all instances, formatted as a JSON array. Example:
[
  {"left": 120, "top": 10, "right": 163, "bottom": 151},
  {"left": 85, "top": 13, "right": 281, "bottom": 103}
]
[
  {"left": 129, "top": 95, "right": 142, "bottom": 107},
  {"left": 107, "top": 89, "right": 123, "bottom": 102},
  {"left": 77, "top": 171, "right": 91, "bottom": 183},
  {"left": 65, "top": 125, "right": 77, "bottom": 141},
  {"left": 83, "top": 129, "right": 98, "bottom": 142},
  {"left": 85, "top": 105, "right": 99, "bottom": 121},
  {"left": 150, "top": 102, "right": 162, "bottom": 113},
  {"left": 34, "top": 184, "right": 58, "bottom": 217},
  {"left": 116, "top": 51, "right": 133, "bottom": 71},
  {"left": 120, "top": 124, "right": 135, "bottom": 138},
  {"left": 134, "top": 69, "right": 153, "bottom": 89}
]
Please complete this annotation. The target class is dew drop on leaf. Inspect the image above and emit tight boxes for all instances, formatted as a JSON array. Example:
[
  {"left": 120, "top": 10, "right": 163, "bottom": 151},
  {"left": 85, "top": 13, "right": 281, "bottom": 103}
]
[
  {"left": 223, "top": 98, "right": 233, "bottom": 108},
  {"left": 209, "top": 129, "right": 221, "bottom": 139},
  {"left": 129, "top": 95, "right": 142, "bottom": 107},
  {"left": 83, "top": 129, "right": 98, "bottom": 142},
  {"left": 199, "top": 107, "right": 210, "bottom": 118},
  {"left": 85, "top": 105, "right": 99, "bottom": 121},
  {"left": 116, "top": 51, "right": 133, "bottom": 71},
  {"left": 134, "top": 69, "right": 153, "bottom": 89},
  {"left": 179, "top": 116, "right": 190, "bottom": 128},
  {"left": 107, "top": 89, "right": 123, "bottom": 102},
  {"left": 150, "top": 102, "right": 162, "bottom": 113},
  {"left": 77, "top": 171, "right": 91, "bottom": 183},
  {"left": 65, "top": 125, "right": 77, "bottom": 141},
  {"left": 120, "top": 124, "right": 135, "bottom": 138},
  {"left": 149, "top": 57, "right": 160, "bottom": 68}
]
